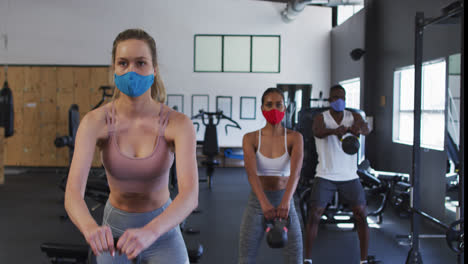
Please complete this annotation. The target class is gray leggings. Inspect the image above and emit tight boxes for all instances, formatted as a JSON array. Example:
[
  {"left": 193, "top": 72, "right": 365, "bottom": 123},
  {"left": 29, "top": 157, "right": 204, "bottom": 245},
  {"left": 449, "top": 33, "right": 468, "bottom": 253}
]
[
  {"left": 96, "top": 199, "right": 189, "bottom": 264},
  {"left": 238, "top": 190, "right": 303, "bottom": 264}
]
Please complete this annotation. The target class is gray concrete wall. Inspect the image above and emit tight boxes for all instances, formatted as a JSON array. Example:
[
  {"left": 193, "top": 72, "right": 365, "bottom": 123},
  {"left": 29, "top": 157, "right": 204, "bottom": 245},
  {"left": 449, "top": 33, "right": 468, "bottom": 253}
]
[{"left": 330, "top": 9, "right": 365, "bottom": 104}]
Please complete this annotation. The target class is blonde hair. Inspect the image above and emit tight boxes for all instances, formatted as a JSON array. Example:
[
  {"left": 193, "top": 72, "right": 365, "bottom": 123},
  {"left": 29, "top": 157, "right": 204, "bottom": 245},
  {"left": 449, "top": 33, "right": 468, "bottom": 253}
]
[{"left": 111, "top": 28, "right": 166, "bottom": 103}]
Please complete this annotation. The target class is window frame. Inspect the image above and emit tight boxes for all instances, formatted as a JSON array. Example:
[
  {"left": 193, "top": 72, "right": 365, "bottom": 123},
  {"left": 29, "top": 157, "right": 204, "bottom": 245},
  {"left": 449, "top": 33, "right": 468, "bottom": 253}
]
[
  {"left": 339, "top": 77, "right": 361, "bottom": 110},
  {"left": 392, "top": 58, "right": 447, "bottom": 151},
  {"left": 194, "top": 34, "right": 281, "bottom": 73}
]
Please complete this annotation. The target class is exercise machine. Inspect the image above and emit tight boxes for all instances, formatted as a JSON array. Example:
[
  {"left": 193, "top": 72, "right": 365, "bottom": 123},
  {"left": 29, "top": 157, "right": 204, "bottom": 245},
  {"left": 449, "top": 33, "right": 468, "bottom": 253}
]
[{"left": 192, "top": 110, "right": 241, "bottom": 189}]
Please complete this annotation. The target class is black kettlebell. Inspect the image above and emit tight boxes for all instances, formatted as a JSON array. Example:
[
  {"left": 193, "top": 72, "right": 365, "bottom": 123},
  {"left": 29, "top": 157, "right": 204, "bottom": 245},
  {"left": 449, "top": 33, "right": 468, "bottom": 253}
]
[
  {"left": 341, "top": 134, "right": 360, "bottom": 155},
  {"left": 263, "top": 218, "right": 290, "bottom": 248}
]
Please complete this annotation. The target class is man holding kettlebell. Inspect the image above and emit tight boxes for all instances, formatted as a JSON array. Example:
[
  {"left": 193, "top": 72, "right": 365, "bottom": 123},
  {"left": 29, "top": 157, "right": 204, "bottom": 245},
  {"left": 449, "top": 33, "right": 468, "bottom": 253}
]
[{"left": 304, "top": 85, "right": 370, "bottom": 264}]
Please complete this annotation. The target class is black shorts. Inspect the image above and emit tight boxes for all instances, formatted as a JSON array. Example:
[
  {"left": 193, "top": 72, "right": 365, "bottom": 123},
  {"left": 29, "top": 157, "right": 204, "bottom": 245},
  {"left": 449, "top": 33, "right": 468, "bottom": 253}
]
[{"left": 308, "top": 177, "right": 366, "bottom": 208}]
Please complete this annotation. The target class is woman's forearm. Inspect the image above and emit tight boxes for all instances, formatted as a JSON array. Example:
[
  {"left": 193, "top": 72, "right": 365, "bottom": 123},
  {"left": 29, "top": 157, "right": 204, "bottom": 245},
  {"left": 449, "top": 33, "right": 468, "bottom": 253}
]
[
  {"left": 281, "top": 172, "right": 300, "bottom": 204},
  {"left": 64, "top": 190, "right": 99, "bottom": 236},
  {"left": 282, "top": 133, "right": 303, "bottom": 205},
  {"left": 143, "top": 187, "right": 198, "bottom": 238},
  {"left": 247, "top": 172, "right": 270, "bottom": 209}
]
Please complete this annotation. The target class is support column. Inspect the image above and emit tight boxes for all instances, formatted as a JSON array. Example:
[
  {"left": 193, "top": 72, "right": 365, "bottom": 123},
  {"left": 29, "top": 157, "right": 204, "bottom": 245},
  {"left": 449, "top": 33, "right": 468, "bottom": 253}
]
[{"left": 0, "top": 127, "right": 4, "bottom": 185}]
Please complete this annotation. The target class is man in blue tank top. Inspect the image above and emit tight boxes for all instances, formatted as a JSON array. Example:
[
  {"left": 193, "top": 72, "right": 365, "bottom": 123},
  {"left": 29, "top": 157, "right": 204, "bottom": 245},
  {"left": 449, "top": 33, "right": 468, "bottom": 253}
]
[{"left": 304, "top": 85, "right": 371, "bottom": 264}]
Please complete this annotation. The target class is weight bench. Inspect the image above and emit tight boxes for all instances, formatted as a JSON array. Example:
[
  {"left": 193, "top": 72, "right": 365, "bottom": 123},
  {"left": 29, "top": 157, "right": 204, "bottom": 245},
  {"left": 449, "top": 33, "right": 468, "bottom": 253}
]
[{"left": 40, "top": 243, "right": 90, "bottom": 264}]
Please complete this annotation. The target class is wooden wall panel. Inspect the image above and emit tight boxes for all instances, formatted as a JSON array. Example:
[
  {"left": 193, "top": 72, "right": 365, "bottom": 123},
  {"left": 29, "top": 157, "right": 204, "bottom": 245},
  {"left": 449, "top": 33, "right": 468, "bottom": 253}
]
[
  {"left": 74, "top": 67, "right": 92, "bottom": 118},
  {"left": 57, "top": 67, "right": 74, "bottom": 93},
  {"left": 22, "top": 67, "right": 41, "bottom": 166},
  {"left": 3, "top": 65, "right": 112, "bottom": 167},
  {"left": 22, "top": 133, "right": 41, "bottom": 166},
  {"left": 39, "top": 67, "right": 58, "bottom": 124},
  {"left": 40, "top": 124, "right": 58, "bottom": 166},
  {"left": 39, "top": 67, "right": 58, "bottom": 166},
  {"left": 89, "top": 67, "right": 113, "bottom": 167}
]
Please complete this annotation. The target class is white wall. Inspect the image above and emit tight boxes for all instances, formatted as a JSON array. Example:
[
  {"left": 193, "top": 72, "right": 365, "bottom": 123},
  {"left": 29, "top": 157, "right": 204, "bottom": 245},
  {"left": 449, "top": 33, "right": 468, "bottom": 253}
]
[{"left": 0, "top": 0, "right": 331, "bottom": 147}]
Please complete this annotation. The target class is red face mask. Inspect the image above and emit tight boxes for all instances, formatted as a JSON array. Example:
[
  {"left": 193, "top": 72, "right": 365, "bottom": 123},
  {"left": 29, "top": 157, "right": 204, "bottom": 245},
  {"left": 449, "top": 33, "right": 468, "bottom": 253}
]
[{"left": 262, "top": 109, "right": 285, "bottom": 125}]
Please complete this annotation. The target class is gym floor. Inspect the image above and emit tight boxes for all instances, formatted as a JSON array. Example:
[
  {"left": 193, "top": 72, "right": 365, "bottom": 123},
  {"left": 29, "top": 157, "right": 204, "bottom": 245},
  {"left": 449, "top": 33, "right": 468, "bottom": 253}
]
[{"left": 0, "top": 167, "right": 458, "bottom": 264}]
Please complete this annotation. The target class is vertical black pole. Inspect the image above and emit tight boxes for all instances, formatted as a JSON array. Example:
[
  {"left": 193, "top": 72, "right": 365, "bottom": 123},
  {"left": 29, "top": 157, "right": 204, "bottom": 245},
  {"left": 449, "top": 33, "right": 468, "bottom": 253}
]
[
  {"left": 406, "top": 12, "right": 424, "bottom": 264},
  {"left": 458, "top": 3, "right": 464, "bottom": 264},
  {"left": 332, "top": 6, "right": 338, "bottom": 27}
]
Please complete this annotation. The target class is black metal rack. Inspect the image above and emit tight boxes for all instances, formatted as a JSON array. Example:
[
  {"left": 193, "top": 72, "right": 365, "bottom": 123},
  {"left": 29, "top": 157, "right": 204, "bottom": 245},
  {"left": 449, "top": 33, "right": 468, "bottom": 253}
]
[{"left": 407, "top": 1, "right": 464, "bottom": 263}]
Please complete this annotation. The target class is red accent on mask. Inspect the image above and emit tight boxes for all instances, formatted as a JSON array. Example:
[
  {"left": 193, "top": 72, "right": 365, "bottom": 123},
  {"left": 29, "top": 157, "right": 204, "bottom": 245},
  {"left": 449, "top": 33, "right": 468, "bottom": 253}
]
[{"left": 262, "top": 109, "right": 285, "bottom": 125}]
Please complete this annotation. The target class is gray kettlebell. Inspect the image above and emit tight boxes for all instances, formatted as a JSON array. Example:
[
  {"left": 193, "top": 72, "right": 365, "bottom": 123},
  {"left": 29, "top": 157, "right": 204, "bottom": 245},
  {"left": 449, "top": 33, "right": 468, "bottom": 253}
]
[
  {"left": 341, "top": 134, "right": 360, "bottom": 155},
  {"left": 263, "top": 217, "right": 290, "bottom": 248}
]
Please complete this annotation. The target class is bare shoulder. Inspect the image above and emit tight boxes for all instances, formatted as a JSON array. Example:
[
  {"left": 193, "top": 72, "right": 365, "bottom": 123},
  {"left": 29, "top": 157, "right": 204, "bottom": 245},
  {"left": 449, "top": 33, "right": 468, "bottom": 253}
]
[
  {"left": 81, "top": 103, "right": 109, "bottom": 127},
  {"left": 166, "top": 106, "right": 192, "bottom": 127},
  {"left": 164, "top": 105, "right": 195, "bottom": 140},
  {"left": 243, "top": 130, "right": 258, "bottom": 142},
  {"left": 314, "top": 112, "right": 324, "bottom": 122},
  {"left": 242, "top": 131, "right": 258, "bottom": 151},
  {"left": 287, "top": 129, "right": 303, "bottom": 142},
  {"left": 79, "top": 102, "right": 110, "bottom": 140},
  {"left": 351, "top": 112, "right": 365, "bottom": 121}
]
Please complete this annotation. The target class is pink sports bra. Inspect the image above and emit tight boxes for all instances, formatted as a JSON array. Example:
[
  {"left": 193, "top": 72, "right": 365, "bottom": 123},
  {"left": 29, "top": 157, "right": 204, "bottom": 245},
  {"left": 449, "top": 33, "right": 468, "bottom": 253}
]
[{"left": 100, "top": 103, "right": 174, "bottom": 182}]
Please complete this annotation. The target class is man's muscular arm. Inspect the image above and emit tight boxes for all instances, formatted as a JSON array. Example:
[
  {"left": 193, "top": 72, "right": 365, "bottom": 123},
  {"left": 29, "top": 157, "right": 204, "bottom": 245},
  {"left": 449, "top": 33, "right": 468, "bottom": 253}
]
[
  {"left": 349, "top": 113, "right": 370, "bottom": 136},
  {"left": 313, "top": 114, "right": 347, "bottom": 139}
]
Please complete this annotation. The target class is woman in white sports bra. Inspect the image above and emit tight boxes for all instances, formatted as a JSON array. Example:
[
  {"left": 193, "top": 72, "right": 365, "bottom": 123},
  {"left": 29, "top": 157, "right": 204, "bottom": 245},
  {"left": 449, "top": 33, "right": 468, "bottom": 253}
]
[{"left": 238, "top": 88, "right": 304, "bottom": 264}]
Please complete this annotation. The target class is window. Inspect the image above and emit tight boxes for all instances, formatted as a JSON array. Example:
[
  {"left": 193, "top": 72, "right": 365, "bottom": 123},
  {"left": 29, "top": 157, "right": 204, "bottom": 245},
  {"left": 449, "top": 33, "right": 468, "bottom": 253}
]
[
  {"left": 294, "top": 89, "right": 302, "bottom": 124},
  {"left": 339, "top": 78, "right": 361, "bottom": 109},
  {"left": 339, "top": 77, "right": 364, "bottom": 163},
  {"left": 337, "top": 5, "right": 364, "bottom": 26},
  {"left": 447, "top": 53, "right": 461, "bottom": 147},
  {"left": 194, "top": 35, "right": 280, "bottom": 73},
  {"left": 393, "top": 59, "right": 446, "bottom": 150}
]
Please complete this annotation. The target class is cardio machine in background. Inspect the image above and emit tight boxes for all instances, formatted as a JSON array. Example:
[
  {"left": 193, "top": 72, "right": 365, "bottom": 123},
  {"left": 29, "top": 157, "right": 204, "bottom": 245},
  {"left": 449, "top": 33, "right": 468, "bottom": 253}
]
[{"left": 191, "top": 110, "right": 241, "bottom": 189}]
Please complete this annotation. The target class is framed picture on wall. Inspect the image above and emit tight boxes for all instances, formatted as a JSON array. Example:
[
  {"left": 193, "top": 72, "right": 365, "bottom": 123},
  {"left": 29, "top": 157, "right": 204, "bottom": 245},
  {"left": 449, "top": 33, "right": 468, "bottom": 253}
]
[
  {"left": 166, "top": 94, "right": 184, "bottom": 113},
  {"left": 191, "top": 94, "right": 209, "bottom": 117},
  {"left": 216, "top": 96, "right": 232, "bottom": 118},
  {"left": 240, "top": 96, "right": 256, "bottom": 120}
]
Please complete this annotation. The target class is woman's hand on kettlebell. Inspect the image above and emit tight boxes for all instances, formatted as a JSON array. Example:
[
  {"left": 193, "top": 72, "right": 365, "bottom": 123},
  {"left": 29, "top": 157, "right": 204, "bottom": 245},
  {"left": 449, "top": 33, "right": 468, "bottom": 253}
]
[
  {"left": 116, "top": 227, "right": 159, "bottom": 259},
  {"left": 84, "top": 225, "right": 115, "bottom": 257},
  {"left": 276, "top": 201, "right": 290, "bottom": 220},
  {"left": 262, "top": 202, "right": 277, "bottom": 220}
]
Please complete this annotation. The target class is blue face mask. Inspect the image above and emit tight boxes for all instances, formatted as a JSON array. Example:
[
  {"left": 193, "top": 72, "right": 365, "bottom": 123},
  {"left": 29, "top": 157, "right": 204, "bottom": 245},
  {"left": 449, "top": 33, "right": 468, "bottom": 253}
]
[
  {"left": 114, "top": 72, "right": 155, "bottom": 97},
  {"left": 330, "top": 98, "right": 346, "bottom": 112}
]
